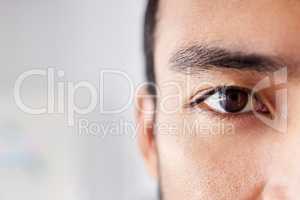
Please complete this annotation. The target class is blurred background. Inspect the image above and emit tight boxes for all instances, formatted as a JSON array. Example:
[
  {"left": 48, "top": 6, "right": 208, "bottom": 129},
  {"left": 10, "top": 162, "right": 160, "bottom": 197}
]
[{"left": 0, "top": 0, "right": 157, "bottom": 199}]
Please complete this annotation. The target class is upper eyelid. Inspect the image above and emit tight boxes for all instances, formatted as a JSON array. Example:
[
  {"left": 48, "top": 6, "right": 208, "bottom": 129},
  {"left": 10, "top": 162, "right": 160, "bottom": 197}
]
[{"left": 189, "top": 88, "right": 217, "bottom": 107}]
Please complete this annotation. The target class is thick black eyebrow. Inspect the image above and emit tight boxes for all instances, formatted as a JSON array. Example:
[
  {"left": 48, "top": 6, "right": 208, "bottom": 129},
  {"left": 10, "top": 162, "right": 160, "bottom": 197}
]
[{"left": 169, "top": 44, "right": 285, "bottom": 74}]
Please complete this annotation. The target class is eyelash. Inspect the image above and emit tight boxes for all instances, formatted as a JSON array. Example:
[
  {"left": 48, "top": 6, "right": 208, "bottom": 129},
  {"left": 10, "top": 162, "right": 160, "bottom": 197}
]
[{"left": 187, "top": 85, "right": 272, "bottom": 120}]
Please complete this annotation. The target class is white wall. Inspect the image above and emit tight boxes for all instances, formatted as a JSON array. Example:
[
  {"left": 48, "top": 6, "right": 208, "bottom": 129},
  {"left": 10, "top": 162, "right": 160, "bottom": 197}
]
[{"left": 0, "top": 0, "right": 157, "bottom": 199}]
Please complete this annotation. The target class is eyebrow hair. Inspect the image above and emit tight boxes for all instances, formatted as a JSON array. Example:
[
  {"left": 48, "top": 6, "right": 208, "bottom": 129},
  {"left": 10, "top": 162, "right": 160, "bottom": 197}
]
[{"left": 169, "top": 44, "right": 285, "bottom": 74}]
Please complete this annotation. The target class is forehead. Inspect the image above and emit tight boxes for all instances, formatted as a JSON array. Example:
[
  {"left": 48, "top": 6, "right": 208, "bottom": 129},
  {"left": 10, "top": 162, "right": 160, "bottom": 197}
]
[{"left": 155, "top": 0, "right": 300, "bottom": 71}]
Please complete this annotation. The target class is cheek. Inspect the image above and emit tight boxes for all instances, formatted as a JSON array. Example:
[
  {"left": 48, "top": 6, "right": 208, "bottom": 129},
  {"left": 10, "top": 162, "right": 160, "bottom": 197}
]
[{"left": 156, "top": 113, "right": 270, "bottom": 200}]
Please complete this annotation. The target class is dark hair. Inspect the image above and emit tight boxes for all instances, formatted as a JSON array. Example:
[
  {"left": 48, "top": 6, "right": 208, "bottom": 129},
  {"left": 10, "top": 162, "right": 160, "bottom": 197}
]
[{"left": 144, "top": 0, "right": 159, "bottom": 95}]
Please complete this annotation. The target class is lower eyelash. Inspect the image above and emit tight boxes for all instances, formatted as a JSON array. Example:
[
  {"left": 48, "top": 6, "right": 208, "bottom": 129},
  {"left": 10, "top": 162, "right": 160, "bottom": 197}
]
[{"left": 193, "top": 105, "right": 253, "bottom": 120}]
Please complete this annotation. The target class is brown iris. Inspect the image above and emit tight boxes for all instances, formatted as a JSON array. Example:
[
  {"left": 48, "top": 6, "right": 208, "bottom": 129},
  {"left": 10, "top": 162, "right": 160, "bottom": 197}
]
[{"left": 219, "top": 86, "right": 249, "bottom": 113}]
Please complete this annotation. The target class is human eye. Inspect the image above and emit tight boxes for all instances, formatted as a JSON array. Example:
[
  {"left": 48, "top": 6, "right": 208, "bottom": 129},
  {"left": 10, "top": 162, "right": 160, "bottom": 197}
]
[{"left": 188, "top": 86, "right": 272, "bottom": 118}]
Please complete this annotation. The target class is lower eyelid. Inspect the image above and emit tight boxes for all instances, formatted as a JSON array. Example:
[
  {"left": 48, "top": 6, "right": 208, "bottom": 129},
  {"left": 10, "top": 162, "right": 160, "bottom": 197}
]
[{"left": 192, "top": 107, "right": 257, "bottom": 127}]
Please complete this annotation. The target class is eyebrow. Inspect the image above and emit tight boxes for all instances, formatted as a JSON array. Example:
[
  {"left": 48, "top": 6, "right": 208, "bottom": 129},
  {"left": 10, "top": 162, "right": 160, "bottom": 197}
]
[{"left": 169, "top": 44, "right": 285, "bottom": 74}]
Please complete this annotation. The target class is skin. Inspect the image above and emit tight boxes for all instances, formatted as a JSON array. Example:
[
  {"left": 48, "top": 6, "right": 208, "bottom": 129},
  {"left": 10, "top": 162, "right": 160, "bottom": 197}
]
[{"left": 136, "top": 0, "right": 300, "bottom": 199}]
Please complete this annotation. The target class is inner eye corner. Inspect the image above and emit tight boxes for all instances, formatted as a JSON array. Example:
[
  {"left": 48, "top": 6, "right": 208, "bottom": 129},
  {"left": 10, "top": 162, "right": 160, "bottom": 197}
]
[{"left": 252, "top": 92, "right": 275, "bottom": 118}]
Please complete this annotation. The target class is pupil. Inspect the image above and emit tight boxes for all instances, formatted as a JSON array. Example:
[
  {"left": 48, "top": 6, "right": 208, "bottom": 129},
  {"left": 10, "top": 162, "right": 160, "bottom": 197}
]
[{"left": 219, "top": 87, "right": 249, "bottom": 113}]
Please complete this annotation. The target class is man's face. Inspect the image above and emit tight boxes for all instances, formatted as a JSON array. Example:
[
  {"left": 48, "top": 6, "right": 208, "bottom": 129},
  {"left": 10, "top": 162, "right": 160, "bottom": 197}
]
[{"left": 138, "top": 0, "right": 300, "bottom": 199}]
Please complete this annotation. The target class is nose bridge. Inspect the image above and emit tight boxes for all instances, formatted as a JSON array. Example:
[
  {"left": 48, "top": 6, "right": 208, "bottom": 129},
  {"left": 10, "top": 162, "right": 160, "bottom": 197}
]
[
  {"left": 261, "top": 166, "right": 300, "bottom": 200},
  {"left": 285, "top": 92, "right": 300, "bottom": 168},
  {"left": 272, "top": 121, "right": 300, "bottom": 178},
  {"left": 268, "top": 135, "right": 300, "bottom": 179},
  {"left": 287, "top": 81, "right": 300, "bottom": 131},
  {"left": 260, "top": 148, "right": 300, "bottom": 200},
  {"left": 256, "top": 58, "right": 300, "bottom": 200},
  {"left": 277, "top": 83, "right": 300, "bottom": 173},
  {"left": 260, "top": 121, "right": 300, "bottom": 199}
]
